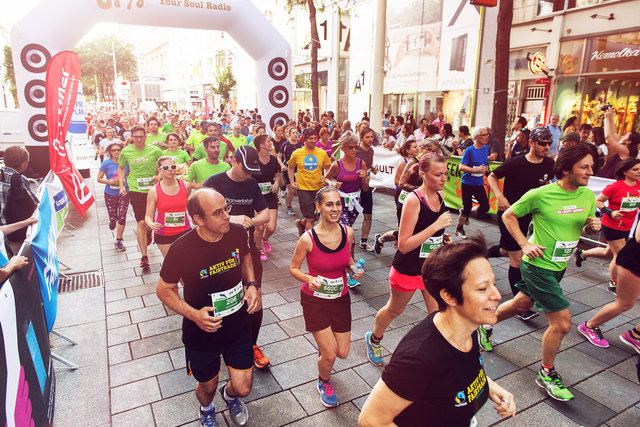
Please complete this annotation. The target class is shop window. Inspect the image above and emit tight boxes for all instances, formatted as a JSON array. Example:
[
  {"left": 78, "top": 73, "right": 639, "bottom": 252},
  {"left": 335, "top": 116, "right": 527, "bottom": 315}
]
[
  {"left": 567, "top": 0, "right": 610, "bottom": 9},
  {"left": 536, "top": 0, "right": 564, "bottom": 16},
  {"left": 582, "top": 77, "right": 639, "bottom": 134},
  {"left": 552, "top": 77, "right": 583, "bottom": 127},
  {"left": 558, "top": 40, "right": 585, "bottom": 75}
]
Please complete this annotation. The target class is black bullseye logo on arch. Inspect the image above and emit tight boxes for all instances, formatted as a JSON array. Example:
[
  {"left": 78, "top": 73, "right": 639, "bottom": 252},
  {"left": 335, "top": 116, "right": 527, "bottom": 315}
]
[
  {"left": 20, "top": 44, "right": 51, "bottom": 73},
  {"left": 25, "top": 80, "right": 46, "bottom": 108},
  {"left": 269, "top": 86, "right": 288, "bottom": 108},
  {"left": 28, "top": 115, "right": 48, "bottom": 142},
  {"left": 270, "top": 113, "right": 289, "bottom": 130},
  {"left": 268, "top": 57, "right": 288, "bottom": 80}
]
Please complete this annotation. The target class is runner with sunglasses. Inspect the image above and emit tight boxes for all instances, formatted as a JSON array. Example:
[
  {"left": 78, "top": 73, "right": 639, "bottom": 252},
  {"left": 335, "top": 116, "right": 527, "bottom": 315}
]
[{"left": 145, "top": 156, "right": 194, "bottom": 258}]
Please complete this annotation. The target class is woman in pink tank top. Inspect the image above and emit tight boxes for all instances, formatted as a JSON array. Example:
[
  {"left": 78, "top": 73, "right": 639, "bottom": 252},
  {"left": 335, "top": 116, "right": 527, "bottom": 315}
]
[
  {"left": 290, "top": 186, "right": 364, "bottom": 408},
  {"left": 144, "top": 156, "right": 193, "bottom": 257}
]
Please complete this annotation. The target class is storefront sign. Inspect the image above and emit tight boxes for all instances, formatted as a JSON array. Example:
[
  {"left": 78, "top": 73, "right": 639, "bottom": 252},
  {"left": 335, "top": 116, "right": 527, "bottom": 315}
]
[
  {"left": 509, "top": 47, "right": 548, "bottom": 79},
  {"left": 586, "top": 33, "right": 640, "bottom": 73},
  {"left": 528, "top": 51, "right": 547, "bottom": 74}
]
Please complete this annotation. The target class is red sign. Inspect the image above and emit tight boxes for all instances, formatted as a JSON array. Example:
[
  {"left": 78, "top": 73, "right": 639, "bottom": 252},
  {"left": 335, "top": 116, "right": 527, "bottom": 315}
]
[
  {"left": 45, "top": 51, "right": 94, "bottom": 217},
  {"left": 470, "top": 0, "right": 497, "bottom": 6},
  {"left": 528, "top": 51, "right": 547, "bottom": 74}
]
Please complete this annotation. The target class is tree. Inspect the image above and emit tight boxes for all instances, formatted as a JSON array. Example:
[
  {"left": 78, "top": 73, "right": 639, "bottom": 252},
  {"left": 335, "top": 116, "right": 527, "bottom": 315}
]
[
  {"left": 212, "top": 65, "right": 237, "bottom": 106},
  {"left": 491, "top": 0, "right": 513, "bottom": 160},
  {"left": 3, "top": 45, "right": 17, "bottom": 106},
  {"left": 74, "top": 34, "right": 137, "bottom": 103},
  {"left": 287, "top": 0, "right": 324, "bottom": 121}
]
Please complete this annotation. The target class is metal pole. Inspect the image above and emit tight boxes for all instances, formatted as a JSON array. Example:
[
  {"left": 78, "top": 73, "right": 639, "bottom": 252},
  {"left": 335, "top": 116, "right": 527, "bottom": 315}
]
[
  {"left": 370, "top": 0, "right": 386, "bottom": 134},
  {"left": 112, "top": 41, "right": 119, "bottom": 108},
  {"left": 138, "top": 52, "right": 146, "bottom": 103},
  {"left": 95, "top": 74, "right": 100, "bottom": 104}
]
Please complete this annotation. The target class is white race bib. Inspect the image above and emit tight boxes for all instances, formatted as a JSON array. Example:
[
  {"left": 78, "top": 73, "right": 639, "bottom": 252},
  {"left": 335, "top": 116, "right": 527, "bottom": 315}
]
[
  {"left": 137, "top": 177, "right": 153, "bottom": 191},
  {"left": 398, "top": 190, "right": 409, "bottom": 204},
  {"left": 419, "top": 235, "right": 443, "bottom": 258},
  {"left": 313, "top": 275, "right": 344, "bottom": 300},
  {"left": 210, "top": 282, "right": 244, "bottom": 318},
  {"left": 164, "top": 212, "right": 186, "bottom": 227},
  {"left": 109, "top": 184, "right": 120, "bottom": 191},
  {"left": 620, "top": 196, "right": 640, "bottom": 212},
  {"left": 471, "top": 172, "right": 484, "bottom": 177},
  {"left": 551, "top": 240, "right": 578, "bottom": 262},
  {"left": 258, "top": 181, "right": 272, "bottom": 195}
]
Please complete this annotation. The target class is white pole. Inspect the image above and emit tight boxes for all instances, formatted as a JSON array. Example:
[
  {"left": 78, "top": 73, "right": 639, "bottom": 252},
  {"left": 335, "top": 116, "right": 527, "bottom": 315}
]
[
  {"left": 370, "top": 0, "right": 386, "bottom": 134},
  {"left": 138, "top": 53, "right": 146, "bottom": 103},
  {"left": 112, "top": 41, "right": 119, "bottom": 108}
]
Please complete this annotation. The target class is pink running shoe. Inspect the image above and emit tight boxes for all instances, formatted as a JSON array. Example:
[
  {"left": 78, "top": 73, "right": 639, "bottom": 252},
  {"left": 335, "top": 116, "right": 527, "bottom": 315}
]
[
  {"left": 619, "top": 330, "right": 640, "bottom": 354},
  {"left": 578, "top": 322, "right": 609, "bottom": 348},
  {"left": 259, "top": 249, "right": 267, "bottom": 261},
  {"left": 263, "top": 240, "right": 272, "bottom": 254}
]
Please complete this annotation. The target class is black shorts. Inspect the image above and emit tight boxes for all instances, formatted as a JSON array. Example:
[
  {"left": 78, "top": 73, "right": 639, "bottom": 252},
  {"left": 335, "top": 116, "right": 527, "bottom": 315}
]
[
  {"left": 360, "top": 187, "right": 373, "bottom": 214},
  {"left": 185, "top": 329, "right": 254, "bottom": 383},
  {"left": 616, "top": 239, "right": 640, "bottom": 276},
  {"left": 298, "top": 189, "right": 318, "bottom": 219},
  {"left": 154, "top": 229, "right": 190, "bottom": 245},
  {"left": 264, "top": 193, "right": 278, "bottom": 210},
  {"left": 129, "top": 191, "right": 148, "bottom": 222},
  {"left": 498, "top": 211, "right": 532, "bottom": 252},
  {"left": 283, "top": 170, "right": 291, "bottom": 186},
  {"left": 602, "top": 224, "right": 630, "bottom": 242},
  {"left": 300, "top": 291, "right": 351, "bottom": 333}
]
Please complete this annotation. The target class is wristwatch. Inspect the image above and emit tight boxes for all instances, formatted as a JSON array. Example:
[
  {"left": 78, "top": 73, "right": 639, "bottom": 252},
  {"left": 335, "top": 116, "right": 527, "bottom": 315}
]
[{"left": 245, "top": 281, "right": 260, "bottom": 291}]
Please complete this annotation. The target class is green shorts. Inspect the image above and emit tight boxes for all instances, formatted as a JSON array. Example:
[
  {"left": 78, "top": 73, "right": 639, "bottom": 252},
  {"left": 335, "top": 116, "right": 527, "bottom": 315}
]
[{"left": 514, "top": 261, "right": 569, "bottom": 312}]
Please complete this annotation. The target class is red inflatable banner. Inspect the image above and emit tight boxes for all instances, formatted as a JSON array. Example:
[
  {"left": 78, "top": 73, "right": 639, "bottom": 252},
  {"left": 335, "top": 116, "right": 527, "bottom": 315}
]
[{"left": 45, "top": 51, "right": 94, "bottom": 217}]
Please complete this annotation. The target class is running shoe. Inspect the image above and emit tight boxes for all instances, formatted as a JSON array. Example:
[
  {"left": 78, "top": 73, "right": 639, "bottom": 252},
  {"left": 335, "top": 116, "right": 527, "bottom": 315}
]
[
  {"left": 219, "top": 385, "right": 248, "bottom": 426},
  {"left": 574, "top": 248, "right": 584, "bottom": 268},
  {"left": 317, "top": 379, "right": 338, "bottom": 407},
  {"left": 253, "top": 345, "right": 270, "bottom": 369},
  {"left": 140, "top": 255, "right": 150, "bottom": 268},
  {"left": 287, "top": 208, "right": 295, "bottom": 216},
  {"left": 347, "top": 277, "right": 361, "bottom": 288},
  {"left": 374, "top": 233, "right": 383, "bottom": 254},
  {"left": 109, "top": 219, "right": 116, "bottom": 231},
  {"left": 358, "top": 241, "right": 374, "bottom": 251},
  {"left": 536, "top": 369, "right": 574, "bottom": 401},
  {"left": 517, "top": 310, "right": 539, "bottom": 321},
  {"left": 259, "top": 249, "right": 267, "bottom": 261},
  {"left": 263, "top": 240, "right": 272, "bottom": 254},
  {"left": 477, "top": 326, "right": 493, "bottom": 352},
  {"left": 365, "top": 331, "right": 383, "bottom": 366},
  {"left": 296, "top": 219, "right": 305, "bottom": 236},
  {"left": 200, "top": 408, "right": 216, "bottom": 427},
  {"left": 607, "top": 280, "right": 617, "bottom": 295},
  {"left": 456, "top": 226, "right": 467, "bottom": 239},
  {"left": 459, "top": 208, "right": 469, "bottom": 225},
  {"left": 115, "top": 240, "right": 126, "bottom": 252},
  {"left": 619, "top": 330, "right": 640, "bottom": 354},
  {"left": 578, "top": 322, "right": 609, "bottom": 348}
]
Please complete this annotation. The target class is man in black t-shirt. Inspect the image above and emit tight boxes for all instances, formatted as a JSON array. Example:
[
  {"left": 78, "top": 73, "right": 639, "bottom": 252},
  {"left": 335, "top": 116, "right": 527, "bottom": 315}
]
[
  {"left": 486, "top": 127, "right": 554, "bottom": 326},
  {"left": 156, "top": 188, "right": 261, "bottom": 426},
  {"left": 203, "top": 146, "right": 271, "bottom": 370},
  {"left": 505, "top": 129, "right": 531, "bottom": 160}
]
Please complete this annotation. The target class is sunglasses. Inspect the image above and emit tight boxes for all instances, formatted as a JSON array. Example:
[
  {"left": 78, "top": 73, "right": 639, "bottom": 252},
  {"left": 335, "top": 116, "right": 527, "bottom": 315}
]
[
  {"left": 159, "top": 164, "right": 177, "bottom": 171},
  {"left": 536, "top": 140, "right": 552, "bottom": 147}
]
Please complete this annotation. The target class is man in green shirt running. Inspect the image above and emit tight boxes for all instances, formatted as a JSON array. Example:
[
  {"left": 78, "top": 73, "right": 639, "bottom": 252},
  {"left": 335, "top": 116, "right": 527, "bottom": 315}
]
[
  {"left": 186, "top": 136, "right": 231, "bottom": 188},
  {"left": 484, "top": 144, "right": 600, "bottom": 402},
  {"left": 118, "top": 125, "right": 163, "bottom": 268},
  {"left": 146, "top": 117, "right": 167, "bottom": 149},
  {"left": 184, "top": 120, "right": 210, "bottom": 157},
  {"left": 161, "top": 114, "right": 179, "bottom": 134},
  {"left": 226, "top": 124, "right": 248, "bottom": 149}
]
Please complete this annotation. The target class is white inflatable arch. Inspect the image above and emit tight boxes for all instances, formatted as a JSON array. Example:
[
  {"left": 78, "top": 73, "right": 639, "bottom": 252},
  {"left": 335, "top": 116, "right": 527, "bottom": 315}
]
[{"left": 11, "top": 0, "right": 292, "bottom": 174}]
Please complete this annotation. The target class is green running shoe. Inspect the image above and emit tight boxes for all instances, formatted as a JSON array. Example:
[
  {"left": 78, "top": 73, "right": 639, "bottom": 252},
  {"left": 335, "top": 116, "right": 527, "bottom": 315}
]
[
  {"left": 477, "top": 326, "right": 493, "bottom": 352},
  {"left": 535, "top": 369, "right": 574, "bottom": 401}
]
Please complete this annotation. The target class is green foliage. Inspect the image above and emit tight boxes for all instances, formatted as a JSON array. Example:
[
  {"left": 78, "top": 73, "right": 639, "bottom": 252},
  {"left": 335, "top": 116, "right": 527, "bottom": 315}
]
[
  {"left": 212, "top": 65, "right": 237, "bottom": 104},
  {"left": 3, "top": 45, "right": 17, "bottom": 105},
  {"left": 74, "top": 34, "right": 137, "bottom": 102}
]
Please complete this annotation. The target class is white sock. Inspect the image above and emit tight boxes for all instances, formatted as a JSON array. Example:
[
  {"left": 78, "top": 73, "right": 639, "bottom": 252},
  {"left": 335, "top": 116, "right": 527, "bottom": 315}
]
[
  {"left": 223, "top": 385, "right": 233, "bottom": 401},
  {"left": 483, "top": 324, "right": 492, "bottom": 330},
  {"left": 201, "top": 403, "right": 214, "bottom": 412}
]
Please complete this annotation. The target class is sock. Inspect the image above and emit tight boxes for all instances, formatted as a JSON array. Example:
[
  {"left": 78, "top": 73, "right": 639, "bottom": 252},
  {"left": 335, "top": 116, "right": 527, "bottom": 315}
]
[
  {"left": 457, "top": 225, "right": 464, "bottom": 231},
  {"left": 361, "top": 238, "right": 367, "bottom": 243},
  {"left": 482, "top": 324, "right": 492, "bottom": 331},
  {"left": 201, "top": 403, "right": 214, "bottom": 412},
  {"left": 488, "top": 245, "right": 502, "bottom": 258},
  {"left": 116, "top": 238, "right": 123, "bottom": 241},
  {"left": 508, "top": 266, "right": 522, "bottom": 297},
  {"left": 319, "top": 376, "right": 330, "bottom": 384},
  {"left": 631, "top": 327, "right": 640, "bottom": 339},
  {"left": 541, "top": 364, "right": 553, "bottom": 375},
  {"left": 222, "top": 384, "right": 234, "bottom": 401},
  {"left": 371, "top": 333, "right": 382, "bottom": 344}
]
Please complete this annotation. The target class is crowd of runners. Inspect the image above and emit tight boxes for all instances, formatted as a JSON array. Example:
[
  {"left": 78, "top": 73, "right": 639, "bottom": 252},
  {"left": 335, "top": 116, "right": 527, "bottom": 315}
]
[{"left": 82, "top": 107, "right": 640, "bottom": 426}]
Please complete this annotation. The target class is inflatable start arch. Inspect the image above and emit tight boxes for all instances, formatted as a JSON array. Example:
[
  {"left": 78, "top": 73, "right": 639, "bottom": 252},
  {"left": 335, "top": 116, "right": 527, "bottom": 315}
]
[{"left": 11, "top": 0, "right": 292, "bottom": 175}]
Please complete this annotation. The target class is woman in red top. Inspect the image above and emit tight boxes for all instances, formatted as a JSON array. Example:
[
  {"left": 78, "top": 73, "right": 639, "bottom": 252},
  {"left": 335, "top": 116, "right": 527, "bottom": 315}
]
[
  {"left": 289, "top": 186, "right": 363, "bottom": 408},
  {"left": 576, "top": 159, "right": 640, "bottom": 292},
  {"left": 144, "top": 156, "right": 193, "bottom": 257}
]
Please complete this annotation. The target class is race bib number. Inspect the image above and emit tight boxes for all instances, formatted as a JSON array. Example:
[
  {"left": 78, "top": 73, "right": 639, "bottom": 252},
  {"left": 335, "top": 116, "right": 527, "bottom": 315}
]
[
  {"left": 109, "top": 184, "right": 120, "bottom": 191},
  {"left": 398, "top": 190, "right": 409, "bottom": 205},
  {"left": 551, "top": 240, "right": 578, "bottom": 262},
  {"left": 620, "top": 197, "right": 640, "bottom": 212},
  {"left": 165, "top": 212, "right": 186, "bottom": 227},
  {"left": 137, "top": 177, "right": 153, "bottom": 191},
  {"left": 210, "top": 282, "right": 245, "bottom": 318},
  {"left": 471, "top": 172, "right": 484, "bottom": 177},
  {"left": 313, "top": 275, "right": 344, "bottom": 300},
  {"left": 419, "top": 235, "right": 443, "bottom": 258},
  {"left": 258, "top": 181, "right": 272, "bottom": 195}
]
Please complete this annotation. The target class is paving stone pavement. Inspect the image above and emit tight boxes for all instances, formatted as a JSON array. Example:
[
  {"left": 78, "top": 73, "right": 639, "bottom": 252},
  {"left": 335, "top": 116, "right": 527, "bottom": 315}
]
[{"left": 51, "top": 169, "right": 640, "bottom": 426}]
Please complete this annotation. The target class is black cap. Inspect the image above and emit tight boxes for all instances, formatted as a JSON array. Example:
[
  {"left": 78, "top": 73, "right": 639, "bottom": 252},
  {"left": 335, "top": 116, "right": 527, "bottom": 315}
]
[
  {"left": 530, "top": 126, "right": 552, "bottom": 142},
  {"left": 233, "top": 145, "right": 261, "bottom": 175},
  {"left": 302, "top": 128, "right": 318, "bottom": 141},
  {"left": 561, "top": 132, "right": 581, "bottom": 143}
]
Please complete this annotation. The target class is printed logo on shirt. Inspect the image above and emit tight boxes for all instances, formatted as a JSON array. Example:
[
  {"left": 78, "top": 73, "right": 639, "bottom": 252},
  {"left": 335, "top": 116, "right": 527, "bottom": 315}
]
[
  {"left": 538, "top": 174, "right": 549, "bottom": 186},
  {"left": 303, "top": 155, "right": 318, "bottom": 171},
  {"left": 132, "top": 157, "right": 150, "bottom": 164},
  {"left": 556, "top": 205, "right": 584, "bottom": 214},
  {"left": 231, "top": 249, "right": 240, "bottom": 263},
  {"left": 200, "top": 269, "right": 209, "bottom": 278},
  {"left": 200, "top": 251, "right": 241, "bottom": 278},
  {"left": 454, "top": 391, "right": 467, "bottom": 407},
  {"left": 466, "top": 369, "right": 487, "bottom": 403}
]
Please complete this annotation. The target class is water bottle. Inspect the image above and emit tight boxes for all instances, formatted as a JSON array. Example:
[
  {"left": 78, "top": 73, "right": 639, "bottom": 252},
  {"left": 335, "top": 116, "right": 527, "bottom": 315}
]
[{"left": 348, "top": 259, "right": 365, "bottom": 288}]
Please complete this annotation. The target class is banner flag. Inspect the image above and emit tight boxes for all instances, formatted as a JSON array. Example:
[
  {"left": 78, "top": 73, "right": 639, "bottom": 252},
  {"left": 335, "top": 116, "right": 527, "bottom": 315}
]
[
  {"left": 0, "top": 245, "right": 56, "bottom": 426},
  {"left": 45, "top": 50, "right": 94, "bottom": 217},
  {"left": 24, "top": 185, "right": 59, "bottom": 334}
]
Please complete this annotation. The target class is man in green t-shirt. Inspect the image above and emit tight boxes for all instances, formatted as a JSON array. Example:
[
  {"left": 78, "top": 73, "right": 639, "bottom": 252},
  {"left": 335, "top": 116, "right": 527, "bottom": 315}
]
[
  {"left": 146, "top": 117, "right": 167, "bottom": 149},
  {"left": 186, "top": 136, "right": 231, "bottom": 187},
  {"left": 184, "top": 120, "right": 210, "bottom": 157},
  {"left": 226, "top": 124, "right": 248, "bottom": 149},
  {"left": 486, "top": 144, "right": 600, "bottom": 402},
  {"left": 161, "top": 114, "right": 179, "bottom": 134},
  {"left": 119, "top": 125, "right": 163, "bottom": 268}
]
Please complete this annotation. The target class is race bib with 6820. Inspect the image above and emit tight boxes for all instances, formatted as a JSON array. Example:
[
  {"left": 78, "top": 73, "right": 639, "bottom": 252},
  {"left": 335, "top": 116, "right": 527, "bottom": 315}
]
[{"left": 313, "top": 275, "right": 344, "bottom": 300}]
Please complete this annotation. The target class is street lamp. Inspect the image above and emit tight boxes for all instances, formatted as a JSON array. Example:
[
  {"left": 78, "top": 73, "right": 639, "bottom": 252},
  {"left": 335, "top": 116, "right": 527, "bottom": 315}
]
[{"left": 103, "top": 41, "right": 118, "bottom": 108}]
